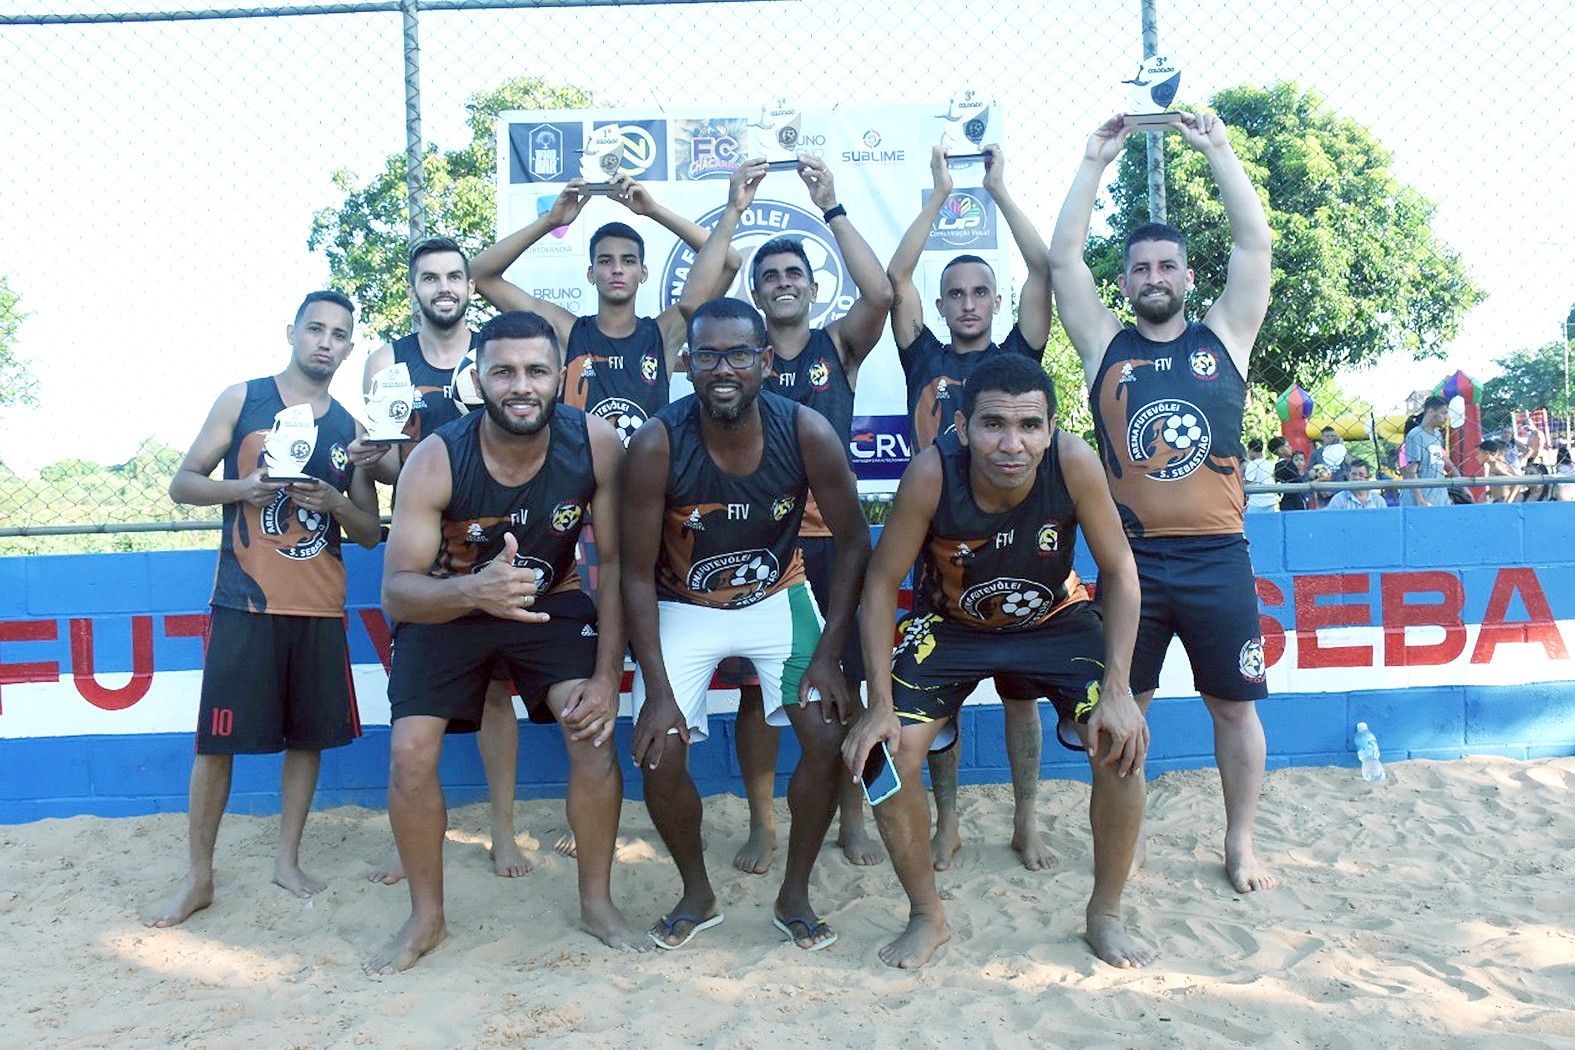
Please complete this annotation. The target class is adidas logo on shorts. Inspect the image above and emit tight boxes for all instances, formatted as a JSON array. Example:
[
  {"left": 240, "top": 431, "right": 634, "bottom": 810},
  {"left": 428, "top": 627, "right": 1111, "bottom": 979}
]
[{"left": 581, "top": 624, "right": 598, "bottom": 637}]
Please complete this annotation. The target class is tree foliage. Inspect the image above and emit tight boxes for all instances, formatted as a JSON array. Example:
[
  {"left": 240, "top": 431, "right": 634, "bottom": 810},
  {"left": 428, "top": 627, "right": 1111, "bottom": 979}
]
[
  {"left": 1480, "top": 339, "right": 1572, "bottom": 429},
  {"left": 1087, "top": 81, "right": 1485, "bottom": 387},
  {"left": 0, "top": 276, "right": 38, "bottom": 409},
  {"left": 309, "top": 76, "right": 594, "bottom": 344}
]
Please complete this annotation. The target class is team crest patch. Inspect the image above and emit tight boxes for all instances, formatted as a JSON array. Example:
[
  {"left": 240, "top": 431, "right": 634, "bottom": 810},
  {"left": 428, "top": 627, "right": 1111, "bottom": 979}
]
[
  {"left": 1238, "top": 637, "right": 1267, "bottom": 683},
  {"left": 1127, "top": 398, "right": 1212, "bottom": 481},
  {"left": 262, "top": 489, "right": 330, "bottom": 561},
  {"left": 591, "top": 396, "right": 648, "bottom": 447},
  {"left": 808, "top": 358, "right": 830, "bottom": 391},
  {"left": 771, "top": 495, "right": 796, "bottom": 521},
  {"left": 640, "top": 353, "right": 660, "bottom": 385},
  {"left": 958, "top": 577, "right": 1053, "bottom": 630},
  {"left": 465, "top": 522, "right": 486, "bottom": 544},
  {"left": 550, "top": 501, "right": 584, "bottom": 533},
  {"left": 1189, "top": 348, "right": 1219, "bottom": 380},
  {"left": 329, "top": 444, "right": 349, "bottom": 472},
  {"left": 687, "top": 549, "right": 781, "bottom": 607},
  {"left": 1037, "top": 522, "right": 1060, "bottom": 553}
]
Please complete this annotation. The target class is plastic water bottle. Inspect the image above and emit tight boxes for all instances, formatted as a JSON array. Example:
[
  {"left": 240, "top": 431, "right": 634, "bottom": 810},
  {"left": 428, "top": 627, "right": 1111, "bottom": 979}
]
[{"left": 1354, "top": 722, "right": 1385, "bottom": 782}]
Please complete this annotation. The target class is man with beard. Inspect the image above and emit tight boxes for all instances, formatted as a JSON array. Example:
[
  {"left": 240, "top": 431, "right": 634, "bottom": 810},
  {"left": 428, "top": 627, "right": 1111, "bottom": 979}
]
[
  {"left": 683, "top": 156, "right": 894, "bottom": 873},
  {"left": 354, "top": 237, "right": 538, "bottom": 884},
  {"left": 471, "top": 177, "right": 740, "bottom": 445},
  {"left": 844, "top": 354, "right": 1150, "bottom": 970},
  {"left": 146, "top": 291, "right": 383, "bottom": 928},
  {"left": 887, "top": 143, "right": 1059, "bottom": 874},
  {"left": 367, "top": 310, "right": 640, "bottom": 973},
  {"left": 621, "top": 298, "right": 870, "bottom": 951},
  {"left": 1049, "top": 111, "right": 1277, "bottom": 894}
]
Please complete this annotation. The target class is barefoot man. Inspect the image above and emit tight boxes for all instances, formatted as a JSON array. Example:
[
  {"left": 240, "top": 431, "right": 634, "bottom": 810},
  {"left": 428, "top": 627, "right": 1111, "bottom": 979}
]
[
  {"left": 148, "top": 290, "right": 383, "bottom": 927},
  {"left": 368, "top": 310, "right": 642, "bottom": 972},
  {"left": 844, "top": 354, "right": 1151, "bottom": 969},
  {"left": 1049, "top": 111, "right": 1277, "bottom": 893}
]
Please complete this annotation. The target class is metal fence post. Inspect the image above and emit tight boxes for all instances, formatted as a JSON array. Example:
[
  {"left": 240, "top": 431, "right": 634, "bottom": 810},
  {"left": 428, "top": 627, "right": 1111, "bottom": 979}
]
[
  {"left": 402, "top": 0, "right": 427, "bottom": 251},
  {"left": 1141, "top": 0, "right": 1166, "bottom": 224}
]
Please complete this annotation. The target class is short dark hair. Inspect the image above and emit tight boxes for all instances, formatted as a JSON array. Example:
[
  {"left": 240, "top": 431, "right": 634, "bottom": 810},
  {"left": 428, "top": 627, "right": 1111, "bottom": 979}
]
[
  {"left": 1267, "top": 436, "right": 1287, "bottom": 454},
  {"left": 1248, "top": 438, "right": 1265, "bottom": 454},
  {"left": 476, "top": 310, "right": 561, "bottom": 362},
  {"left": 1422, "top": 395, "right": 1448, "bottom": 413},
  {"left": 589, "top": 222, "right": 644, "bottom": 263},
  {"left": 1478, "top": 438, "right": 1501, "bottom": 453},
  {"left": 1124, "top": 222, "right": 1188, "bottom": 270},
  {"left": 939, "top": 254, "right": 996, "bottom": 287},
  {"left": 750, "top": 237, "right": 813, "bottom": 290},
  {"left": 1321, "top": 426, "right": 1338, "bottom": 436},
  {"left": 1348, "top": 457, "right": 1371, "bottom": 473},
  {"left": 688, "top": 297, "right": 767, "bottom": 348},
  {"left": 960, "top": 355, "right": 1056, "bottom": 420},
  {"left": 408, "top": 236, "right": 469, "bottom": 281},
  {"left": 294, "top": 290, "right": 355, "bottom": 327}
]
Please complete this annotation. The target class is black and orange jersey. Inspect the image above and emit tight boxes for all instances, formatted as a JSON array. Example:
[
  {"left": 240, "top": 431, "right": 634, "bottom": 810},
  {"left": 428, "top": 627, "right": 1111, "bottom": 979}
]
[
  {"left": 211, "top": 377, "right": 358, "bottom": 617},
  {"left": 1090, "top": 322, "right": 1247, "bottom": 537},
  {"left": 766, "top": 328, "right": 852, "bottom": 538},
  {"left": 391, "top": 331, "right": 478, "bottom": 443},
  {"left": 429, "top": 405, "right": 594, "bottom": 605},
  {"left": 898, "top": 322, "right": 1043, "bottom": 452},
  {"left": 563, "top": 314, "right": 668, "bottom": 446},
  {"left": 653, "top": 390, "right": 808, "bottom": 608},
  {"left": 914, "top": 431, "right": 1089, "bottom": 631}
]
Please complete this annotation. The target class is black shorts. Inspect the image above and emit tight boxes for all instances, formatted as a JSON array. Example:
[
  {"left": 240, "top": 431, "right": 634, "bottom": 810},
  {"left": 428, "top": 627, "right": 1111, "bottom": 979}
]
[
  {"left": 196, "top": 606, "right": 360, "bottom": 754},
  {"left": 387, "top": 589, "right": 599, "bottom": 732},
  {"left": 1129, "top": 533, "right": 1268, "bottom": 701},
  {"left": 890, "top": 602, "right": 1106, "bottom": 750}
]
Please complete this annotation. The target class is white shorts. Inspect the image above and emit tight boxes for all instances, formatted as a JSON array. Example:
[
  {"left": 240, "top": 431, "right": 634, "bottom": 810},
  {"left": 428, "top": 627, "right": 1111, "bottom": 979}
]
[{"left": 632, "top": 583, "right": 823, "bottom": 743}]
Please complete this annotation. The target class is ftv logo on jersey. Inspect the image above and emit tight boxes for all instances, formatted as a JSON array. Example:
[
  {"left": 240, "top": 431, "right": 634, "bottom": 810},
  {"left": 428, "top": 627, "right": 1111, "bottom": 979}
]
[
  {"left": 509, "top": 122, "right": 584, "bottom": 183},
  {"left": 662, "top": 200, "right": 852, "bottom": 327},
  {"left": 925, "top": 190, "right": 998, "bottom": 250},
  {"left": 842, "top": 127, "right": 906, "bottom": 166}
]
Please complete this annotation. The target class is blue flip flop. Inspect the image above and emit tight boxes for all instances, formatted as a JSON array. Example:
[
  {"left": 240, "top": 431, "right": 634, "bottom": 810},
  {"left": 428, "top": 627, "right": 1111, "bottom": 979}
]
[
  {"left": 648, "top": 911, "right": 724, "bottom": 950},
  {"left": 773, "top": 914, "right": 838, "bottom": 952}
]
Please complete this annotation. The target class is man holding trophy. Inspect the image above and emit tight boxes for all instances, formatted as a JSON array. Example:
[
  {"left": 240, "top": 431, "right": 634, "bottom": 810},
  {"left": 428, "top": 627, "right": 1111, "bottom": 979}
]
[{"left": 146, "top": 290, "right": 383, "bottom": 929}]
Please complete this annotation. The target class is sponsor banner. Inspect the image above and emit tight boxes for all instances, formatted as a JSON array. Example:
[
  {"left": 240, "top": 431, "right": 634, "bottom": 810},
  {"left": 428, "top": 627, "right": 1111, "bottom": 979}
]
[
  {"left": 591, "top": 119, "right": 670, "bottom": 181},
  {"left": 849, "top": 414, "right": 913, "bottom": 482},
  {"left": 923, "top": 188, "right": 998, "bottom": 252}
]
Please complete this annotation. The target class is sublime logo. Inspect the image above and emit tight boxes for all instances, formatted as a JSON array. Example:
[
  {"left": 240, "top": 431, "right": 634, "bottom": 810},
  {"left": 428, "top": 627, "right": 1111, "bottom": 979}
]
[
  {"left": 662, "top": 200, "right": 852, "bottom": 327},
  {"left": 842, "top": 127, "right": 906, "bottom": 165}
]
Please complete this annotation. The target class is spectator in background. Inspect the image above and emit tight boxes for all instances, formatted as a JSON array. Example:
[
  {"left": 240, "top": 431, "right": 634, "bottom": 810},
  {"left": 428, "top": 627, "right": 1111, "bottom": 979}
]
[
  {"left": 1275, "top": 445, "right": 1308, "bottom": 511},
  {"left": 1401, "top": 395, "right": 1457, "bottom": 507},
  {"left": 1477, "top": 439, "right": 1522, "bottom": 502},
  {"left": 1243, "top": 438, "right": 1278, "bottom": 513},
  {"left": 1306, "top": 461, "right": 1333, "bottom": 509},
  {"left": 1325, "top": 459, "right": 1387, "bottom": 510},
  {"left": 1310, "top": 426, "right": 1348, "bottom": 481},
  {"left": 1555, "top": 445, "right": 1574, "bottom": 503},
  {"left": 1498, "top": 424, "right": 1524, "bottom": 470}
]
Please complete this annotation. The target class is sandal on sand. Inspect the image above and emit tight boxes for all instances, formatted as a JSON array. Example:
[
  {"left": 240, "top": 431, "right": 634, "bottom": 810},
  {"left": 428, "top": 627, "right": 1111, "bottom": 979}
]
[
  {"left": 773, "top": 914, "right": 838, "bottom": 952},
  {"left": 648, "top": 912, "right": 724, "bottom": 950}
]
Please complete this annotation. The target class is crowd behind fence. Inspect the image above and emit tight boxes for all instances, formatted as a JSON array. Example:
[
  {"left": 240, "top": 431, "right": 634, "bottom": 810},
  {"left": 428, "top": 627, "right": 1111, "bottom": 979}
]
[{"left": 1, "top": 0, "right": 1572, "bottom": 554}]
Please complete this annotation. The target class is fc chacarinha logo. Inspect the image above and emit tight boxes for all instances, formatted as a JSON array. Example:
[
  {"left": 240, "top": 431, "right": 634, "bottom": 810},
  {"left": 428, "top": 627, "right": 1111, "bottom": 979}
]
[
  {"left": 262, "top": 489, "right": 331, "bottom": 561},
  {"left": 591, "top": 396, "right": 648, "bottom": 447},
  {"left": 958, "top": 577, "right": 1053, "bottom": 630},
  {"left": 687, "top": 549, "right": 781, "bottom": 607},
  {"left": 550, "top": 501, "right": 584, "bottom": 534},
  {"left": 1127, "top": 398, "right": 1212, "bottom": 481}
]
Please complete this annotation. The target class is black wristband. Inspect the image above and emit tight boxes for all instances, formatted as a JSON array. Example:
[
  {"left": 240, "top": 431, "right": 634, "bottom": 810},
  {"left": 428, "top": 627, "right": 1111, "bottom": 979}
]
[{"left": 821, "top": 203, "right": 847, "bottom": 224}]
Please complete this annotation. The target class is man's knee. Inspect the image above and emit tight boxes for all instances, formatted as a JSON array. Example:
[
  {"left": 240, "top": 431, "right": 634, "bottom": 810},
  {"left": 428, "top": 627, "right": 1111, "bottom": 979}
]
[
  {"left": 1204, "top": 695, "right": 1257, "bottom": 726},
  {"left": 564, "top": 733, "right": 619, "bottom": 777},
  {"left": 389, "top": 720, "right": 444, "bottom": 786}
]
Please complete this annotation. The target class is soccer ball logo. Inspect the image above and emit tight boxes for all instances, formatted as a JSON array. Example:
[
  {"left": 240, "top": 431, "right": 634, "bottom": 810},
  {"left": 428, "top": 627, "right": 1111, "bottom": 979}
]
[
  {"left": 388, "top": 399, "right": 410, "bottom": 422},
  {"left": 1001, "top": 588, "right": 1045, "bottom": 620},
  {"left": 778, "top": 124, "right": 799, "bottom": 150},
  {"left": 593, "top": 396, "right": 647, "bottom": 447},
  {"left": 296, "top": 506, "right": 323, "bottom": 534},
  {"left": 731, "top": 554, "right": 774, "bottom": 589},
  {"left": 290, "top": 439, "right": 311, "bottom": 460},
  {"left": 959, "top": 577, "right": 1051, "bottom": 629},
  {"left": 449, "top": 350, "right": 484, "bottom": 415},
  {"left": 1162, "top": 412, "right": 1202, "bottom": 449}
]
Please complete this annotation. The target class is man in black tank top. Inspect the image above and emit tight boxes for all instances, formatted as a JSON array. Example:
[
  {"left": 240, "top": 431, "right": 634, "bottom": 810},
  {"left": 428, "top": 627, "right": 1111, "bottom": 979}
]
[
  {"left": 685, "top": 156, "right": 895, "bottom": 872},
  {"left": 622, "top": 299, "right": 871, "bottom": 952},
  {"left": 147, "top": 291, "right": 384, "bottom": 930},
  {"left": 368, "top": 311, "right": 642, "bottom": 973},
  {"left": 845, "top": 355, "right": 1151, "bottom": 970},
  {"left": 1050, "top": 112, "right": 1278, "bottom": 895},
  {"left": 887, "top": 143, "right": 1060, "bottom": 874},
  {"left": 352, "top": 236, "right": 537, "bottom": 886},
  {"left": 472, "top": 176, "right": 741, "bottom": 443}
]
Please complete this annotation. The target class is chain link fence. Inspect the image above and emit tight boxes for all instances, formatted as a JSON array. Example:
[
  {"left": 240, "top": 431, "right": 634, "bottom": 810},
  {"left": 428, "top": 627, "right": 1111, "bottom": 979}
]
[{"left": 2, "top": 0, "right": 1572, "bottom": 552}]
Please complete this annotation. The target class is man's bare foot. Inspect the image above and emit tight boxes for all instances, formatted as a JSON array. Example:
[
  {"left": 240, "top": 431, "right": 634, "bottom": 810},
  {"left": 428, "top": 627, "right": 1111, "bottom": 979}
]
[
  {"left": 273, "top": 861, "right": 326, "bottom": 898},
  {"left": 366, "top": 848, "right": 405, "bottom": 885},
  {"left": 732, "top": 826, "right": 777, "bottom": 875},
  {"left": 581, "top": 900, "right": 650, "bottom": 952},
  {"left": 1128, "top": 830, "right": 1148, "bottom": 880},
  {"left": 837, "top": 824, "right": 886, "bottom": 866},
  {"left": 1225, "top": 837, "right": 1278, "bottom": 893},
  {"left": 1085, "top": 909, "right": 1156, "bottom": 968},
  {"left": 1011, "top": 821, "right": 1057, "bottom": 871},
  {"left": 553, "top": 831, "right": 578, "bottom": 858},
  {"left": 491, "top": 835, "right": 533, "bottom": 878},
  {"left": 365, "top": 913, "right": 446, "bottom": 975},
  {"left": 878, "top": 912, "right": 950, "bottom": 969},
  {"left": 144, "top": 875, "right": 213, "bottom": 929},
  {"left": 930, "top": 816, "right": 961, "bottom": 872}
]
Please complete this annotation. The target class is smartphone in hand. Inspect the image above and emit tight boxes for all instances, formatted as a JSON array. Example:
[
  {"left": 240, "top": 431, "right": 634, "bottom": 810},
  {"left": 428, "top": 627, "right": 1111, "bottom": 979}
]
[{"left": 861, "top": 740, "right": 902, "bottom": 806}]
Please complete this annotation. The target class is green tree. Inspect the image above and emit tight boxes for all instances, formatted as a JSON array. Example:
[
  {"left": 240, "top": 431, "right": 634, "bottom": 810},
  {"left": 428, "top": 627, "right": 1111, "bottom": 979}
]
[
  {"left": 1087, "top": 81, "right": 1484, "bottom": 387},
  {"left": 0, "top": 276, "right": 38, "bottom": 408},
  {"left": 309, "top": 76, "right": 594, "bottom": 344},
  {"left": 1480, "top": 339, "right": 1572, "bottom": 429}
]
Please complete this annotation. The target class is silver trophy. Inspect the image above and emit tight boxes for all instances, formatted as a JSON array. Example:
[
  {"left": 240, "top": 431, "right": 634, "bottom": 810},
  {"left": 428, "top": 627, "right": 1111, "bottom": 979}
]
[
  {"left": 751, "top": 97, "right": 806, "bottom": 171},
  {"left": 263, "top": 403, "right": 318, "bottom": 480},
  {"left": 578, "top": 124, "right": 625, "bottom": 195},
  {"left": 1122, "top": 55, "right": 1183, "bottom": 129},
  {"left": 364, "top": 362, "right": 416, "bottom": 443},
  {"left": 938, "top": 87, "right": 995, "bottom": 166}
]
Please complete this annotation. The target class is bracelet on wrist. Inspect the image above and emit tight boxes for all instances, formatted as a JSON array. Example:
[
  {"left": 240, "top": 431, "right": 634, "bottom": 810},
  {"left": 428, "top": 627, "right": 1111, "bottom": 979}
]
[{"left": 821, "top": 203, "right": 847, "bottom": 224}]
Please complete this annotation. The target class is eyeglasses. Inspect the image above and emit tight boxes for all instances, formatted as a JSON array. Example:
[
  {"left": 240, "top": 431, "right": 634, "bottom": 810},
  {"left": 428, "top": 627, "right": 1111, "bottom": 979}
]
[{"left": 687, "top": 346, "right": 765, "bottom": 372}]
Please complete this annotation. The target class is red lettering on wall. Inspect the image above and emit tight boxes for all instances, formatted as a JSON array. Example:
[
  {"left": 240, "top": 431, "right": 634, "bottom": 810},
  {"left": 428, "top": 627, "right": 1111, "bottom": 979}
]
[
  {"left": 1255, "top": 578, "right": 1287, "bottom": 669},
  {"left": 70, "top": 617, "right": 155, "bottom": 711},
  {"left": 163, "top": 613, "right": 211, "bottom": 655},
  {"left": 1294, "top": 574, "right": 1373, "bottom": 668},
  {"left": 1471, "top": 568, "right": 1569, "bottom": 664},
  {"left": 358, "top": 609, "right": 393, "bottom": 674},
  {"left": 1381, "top": 571, "right": 1467, "bottom": 666},
  {"left": 0, "top": 619, "right": 61, "bottom": 712}
]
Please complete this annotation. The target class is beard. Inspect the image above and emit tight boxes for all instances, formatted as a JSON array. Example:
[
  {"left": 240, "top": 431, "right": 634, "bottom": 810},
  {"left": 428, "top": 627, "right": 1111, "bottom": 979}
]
[
  {"left": 483, "top": 390, "right": 554, "bottom": 436},
  {"left": 418, "top": 296, "right": 466, "bottom": 331},
  {"left": 1131, "top": 286, "right": 1184, "bottom": 324},
  {"left": 698, "top": 384, "right": 758, "bottom": 425}
]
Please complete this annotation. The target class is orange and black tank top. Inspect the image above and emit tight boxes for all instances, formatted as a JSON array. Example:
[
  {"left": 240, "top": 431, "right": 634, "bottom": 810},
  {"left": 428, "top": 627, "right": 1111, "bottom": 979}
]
[
  {"left": 766, "top": 328, "right": 852, "bottom": 538},
  {"left": 1090, "top": 322, "right": 1246, "bottom": 537},
  {"left": 653, "top": 390, "right": 808, "bottom": 609},
  {"left": 563, "top": 314, "right": 668, "bottom": 446},
  {"left": 914, "top": 431, "right": 1088, "bottom": 631},
  {"left": 391, "top": 331, "right": 478, "bottom": 443},
  {"left": 211, "top": 377, "right": 358, "bottom": 617},
  {"left": 428, "top": 405, "right": 594, "bottom": 608},
  {"left": 898, "top": 322, "right": 1042, "bottom": 452}
]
